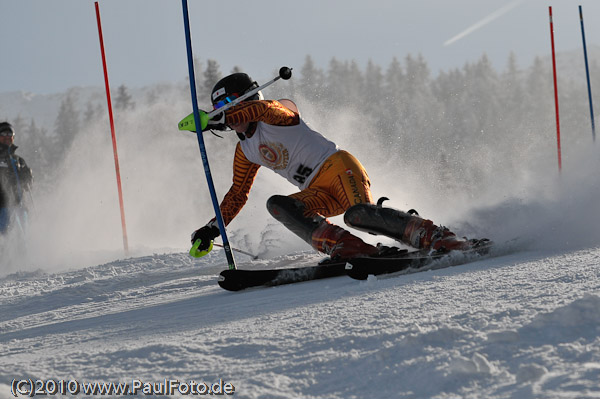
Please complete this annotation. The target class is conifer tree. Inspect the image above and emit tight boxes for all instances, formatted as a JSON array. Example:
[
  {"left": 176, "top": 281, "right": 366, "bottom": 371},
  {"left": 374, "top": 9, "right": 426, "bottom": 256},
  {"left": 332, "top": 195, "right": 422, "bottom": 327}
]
[
  {"left": 203, "top": 59, "right": 222, "bottom": 96},
  {"left": 193, "top": 56, "right": 204, "bottom": 97},
  {"left": 114, "top": 84, "right": 135, "bottom": 111},
  {"left": 54, "top": 92, "right": 80, "bottom": 152},
  {"left": 299, "top": 55, "right": 325, "bottom": 101},
  {"left": 365, "top": 59, "right": 384, "bottom": 114}
]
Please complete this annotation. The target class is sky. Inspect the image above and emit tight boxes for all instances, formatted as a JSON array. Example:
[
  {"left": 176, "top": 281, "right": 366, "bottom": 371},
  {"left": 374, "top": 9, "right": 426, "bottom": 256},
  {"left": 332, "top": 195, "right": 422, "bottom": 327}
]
[{"left": 1, "top": 0, "right": 600, "bottom": 94}]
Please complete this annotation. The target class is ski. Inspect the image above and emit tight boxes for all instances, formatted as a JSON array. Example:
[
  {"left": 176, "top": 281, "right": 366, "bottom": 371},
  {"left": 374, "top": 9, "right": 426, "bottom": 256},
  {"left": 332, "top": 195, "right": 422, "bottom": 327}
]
[
  {"left": 217, "top": 241, "right": 493, "bottom": 291},
  {"left": 218, "top": 260, "right": 347, "bottom": 291},
  {"left": 345, "top": 240, "right": 494, "bottom": 280}
]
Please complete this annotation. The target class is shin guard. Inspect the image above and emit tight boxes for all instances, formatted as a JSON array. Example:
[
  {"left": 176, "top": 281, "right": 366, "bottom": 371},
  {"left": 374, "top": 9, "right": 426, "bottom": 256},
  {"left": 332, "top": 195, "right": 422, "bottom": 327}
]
[
  {"left": 266, "top": 195, "right": 324, "bottom": 245},
  {"left": 344, "top": 200, "right": 450, "bottom": 249},
  {"left": 267, "top": 195, "right": 378, "bottom": 257}
]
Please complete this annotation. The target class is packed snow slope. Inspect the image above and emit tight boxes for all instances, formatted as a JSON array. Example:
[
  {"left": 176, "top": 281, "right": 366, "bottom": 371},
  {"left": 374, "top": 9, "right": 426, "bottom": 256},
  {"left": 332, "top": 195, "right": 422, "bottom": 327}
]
[{"left": 1, "top": 238, "right": 600, "bottom": 398}]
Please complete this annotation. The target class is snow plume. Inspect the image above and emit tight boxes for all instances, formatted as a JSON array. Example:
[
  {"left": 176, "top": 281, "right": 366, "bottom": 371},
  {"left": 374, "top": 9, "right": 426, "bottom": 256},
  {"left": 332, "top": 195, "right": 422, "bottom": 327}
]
[
  {"left": 295, "top": 96, "right": 600, "bottom": 253},
  {"left": 1, "top": 99, "right": 192, "bottom": 274},
  {"left": 0, "top": 93, "right": 312, "bottom": 276},
  {"left": 1, "top": 97, "right": 199, "bottom": 274},
  {"left": 3, "top": 86, "right": 599, "bottom": 276},
  {"left": 463, "top": 143, "right": 600, "bottom": 252}
]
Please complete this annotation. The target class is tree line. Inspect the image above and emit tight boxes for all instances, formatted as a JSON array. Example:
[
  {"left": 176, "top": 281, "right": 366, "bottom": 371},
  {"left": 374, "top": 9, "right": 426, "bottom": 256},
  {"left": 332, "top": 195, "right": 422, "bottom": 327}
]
[{"left": 3, "top": 52, "right": 598, "bottom": 195}]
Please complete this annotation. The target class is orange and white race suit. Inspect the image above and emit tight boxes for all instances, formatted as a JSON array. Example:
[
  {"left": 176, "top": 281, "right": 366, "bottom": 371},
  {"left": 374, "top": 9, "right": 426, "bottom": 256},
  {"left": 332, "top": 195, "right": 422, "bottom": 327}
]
[{"left": 214, "top": 100, "right": 373, "bottom": 226}]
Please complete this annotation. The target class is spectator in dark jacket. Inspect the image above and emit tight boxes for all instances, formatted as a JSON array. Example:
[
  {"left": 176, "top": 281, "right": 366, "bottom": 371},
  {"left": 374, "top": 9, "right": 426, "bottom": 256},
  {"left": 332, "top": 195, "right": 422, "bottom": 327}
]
[{"left": 0, "top": 122, "right": 33, "bottom": 234}]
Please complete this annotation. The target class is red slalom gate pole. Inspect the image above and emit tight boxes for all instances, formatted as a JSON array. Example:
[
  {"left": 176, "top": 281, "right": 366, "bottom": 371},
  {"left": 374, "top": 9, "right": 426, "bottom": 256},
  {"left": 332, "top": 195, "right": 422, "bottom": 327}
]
[
  {"left": 95, "top": 2, "right": 129, "bottom": 255},
  {"left": 549, "top": 6, "right": 562, "bottom": 172}
]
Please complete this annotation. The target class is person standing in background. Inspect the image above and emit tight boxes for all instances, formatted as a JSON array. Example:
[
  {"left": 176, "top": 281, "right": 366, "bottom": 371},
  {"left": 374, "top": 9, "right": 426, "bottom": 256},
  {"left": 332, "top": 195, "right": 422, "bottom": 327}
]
[{"left": 0, "top": 122, "right": 33, "bottom": 235}]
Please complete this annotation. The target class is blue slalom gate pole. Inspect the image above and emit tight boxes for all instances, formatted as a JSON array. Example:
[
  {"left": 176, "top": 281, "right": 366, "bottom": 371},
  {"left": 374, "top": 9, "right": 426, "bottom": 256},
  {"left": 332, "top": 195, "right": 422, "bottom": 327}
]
[
  {"left": 579, "top": 5, "right": 595, "bottom": 142},
  {"left": 180, "top": 0, "right": 236, "bottom": 270}
]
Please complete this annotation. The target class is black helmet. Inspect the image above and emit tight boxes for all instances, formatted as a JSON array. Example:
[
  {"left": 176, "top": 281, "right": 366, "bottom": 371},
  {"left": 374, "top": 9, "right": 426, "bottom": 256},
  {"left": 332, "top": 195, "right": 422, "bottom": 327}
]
[
  {"left": 0, "top": 122, "right": 14, "bottom": 137},
  {"left": 211, "top": 73, "right": 263, "bottom": 109}
]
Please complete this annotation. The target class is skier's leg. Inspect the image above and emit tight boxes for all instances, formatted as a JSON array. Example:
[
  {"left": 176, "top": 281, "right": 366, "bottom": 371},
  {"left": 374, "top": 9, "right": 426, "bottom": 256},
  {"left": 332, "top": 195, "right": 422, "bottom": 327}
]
[
  {"left": 344, "top": 201, "right": 475, "bottom": 251},
  {"left": 266, "top": 150, "right": 384, "bottom": 259},
  {"left": 266, "top": 193, "right": 378, "bottom": 259},
  {"left": 266, "top": 194, "right": 322, "bottom": 245},
  {"left": 302, "top": 150, "right": 380, "bottom": 258},
  {"left": 312, "top": 150, "right": 373, "bottom": 209}
]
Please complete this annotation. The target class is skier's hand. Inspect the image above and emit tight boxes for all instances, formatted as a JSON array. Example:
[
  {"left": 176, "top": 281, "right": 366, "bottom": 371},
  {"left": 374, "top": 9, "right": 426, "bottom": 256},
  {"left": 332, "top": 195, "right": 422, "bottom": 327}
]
[
  {"left": 178, "top": 111, "right": 226, "bottom": 132},
  {"left": 206, "top": 111, "right": 227, "bottom": 131},
  {"left": 190, "top": 224, "right": 220, "bottom": 258}
]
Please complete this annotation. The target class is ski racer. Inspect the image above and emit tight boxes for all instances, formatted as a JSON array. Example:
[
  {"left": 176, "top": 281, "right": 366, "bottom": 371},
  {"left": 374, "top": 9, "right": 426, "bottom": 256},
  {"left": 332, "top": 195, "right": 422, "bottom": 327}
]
[
  {"left": 0, "top": 122, "right": 33, "bottom": 235},
  {"left": 191, "top": 73, "right": 482, "bottom": 260}
]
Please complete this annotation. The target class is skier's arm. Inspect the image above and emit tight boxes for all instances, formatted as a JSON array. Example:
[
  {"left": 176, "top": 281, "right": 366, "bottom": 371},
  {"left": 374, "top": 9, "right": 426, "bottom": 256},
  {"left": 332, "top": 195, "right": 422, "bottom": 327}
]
[
  {"left": 218, "top": 143, "right": 261, "bottom": 226},
  {"left": 191, "top": 144, "right": 259, "bottom": 250},
  {"left": 225, "top": 100, "right": 299, "bottom": 127}
]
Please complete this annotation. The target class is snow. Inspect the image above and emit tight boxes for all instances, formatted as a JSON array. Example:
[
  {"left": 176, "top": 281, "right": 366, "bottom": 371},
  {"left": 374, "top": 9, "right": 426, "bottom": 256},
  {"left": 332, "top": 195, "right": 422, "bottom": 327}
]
[{"left": 1, "top": 241, "right": 599, "bottom": 398}]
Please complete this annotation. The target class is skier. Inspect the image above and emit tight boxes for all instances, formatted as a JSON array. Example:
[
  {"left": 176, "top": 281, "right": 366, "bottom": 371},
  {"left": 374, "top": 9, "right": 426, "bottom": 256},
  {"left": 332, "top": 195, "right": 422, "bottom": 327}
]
[
  {"left": 0, "top": 122, "right": 33, "bottom": 235},
  {"left": 191, "top": 73, "right": 482, "bottom": 260}
]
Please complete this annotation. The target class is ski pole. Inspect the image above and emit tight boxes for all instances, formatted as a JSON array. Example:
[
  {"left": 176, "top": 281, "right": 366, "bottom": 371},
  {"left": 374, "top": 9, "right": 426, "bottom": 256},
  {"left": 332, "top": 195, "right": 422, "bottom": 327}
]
[
  {"left": 178, "top": 67, "right": 293, "bottom": 132},
  {"left": 206, "top": 67, "right": 292, "bottom": 118},
  {"left": 213, "top": 243, "right": 259, "bottom": 260}
]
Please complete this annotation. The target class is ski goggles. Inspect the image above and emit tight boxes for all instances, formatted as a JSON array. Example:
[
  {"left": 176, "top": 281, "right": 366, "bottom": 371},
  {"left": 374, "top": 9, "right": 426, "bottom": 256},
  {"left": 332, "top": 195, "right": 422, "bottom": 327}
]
[
  {"left": 0, "top": 130, "right": 14, "bottom": 137},
  {"left": 213, "top": 93, "right": 240, "bottom": 110}
]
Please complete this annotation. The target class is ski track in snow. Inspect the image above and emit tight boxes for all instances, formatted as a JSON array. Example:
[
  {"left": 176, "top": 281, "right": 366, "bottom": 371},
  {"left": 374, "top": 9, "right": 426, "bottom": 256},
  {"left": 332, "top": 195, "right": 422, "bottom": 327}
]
[{"left": 1, "top": 243, "right": 600, "bottom": 399}]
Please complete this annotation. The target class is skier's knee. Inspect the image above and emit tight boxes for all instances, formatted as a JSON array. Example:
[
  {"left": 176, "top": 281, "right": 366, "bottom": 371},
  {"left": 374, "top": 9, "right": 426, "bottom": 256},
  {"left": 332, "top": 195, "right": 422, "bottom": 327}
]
[
  {"left": 266, "top": 195, "right": 323, "bottom": 244},
  {"left": 267, "top": 195, "right": 297, "bottom": 219}
]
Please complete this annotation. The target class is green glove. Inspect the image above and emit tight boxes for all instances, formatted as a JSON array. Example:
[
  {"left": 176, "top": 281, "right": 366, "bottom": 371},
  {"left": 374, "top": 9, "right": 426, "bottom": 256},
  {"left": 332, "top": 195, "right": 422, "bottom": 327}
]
[
  {"left": 189, "top": 225, "right": 220, "bottom": 258},
  {"left": 178, "top": 111, "right": 226, "bottom": 132},
  {"left": 189, "top": 238, "right": 214, "bottom": 258},
  {"left": 178, "top": 110, "right": 209, "bottom": 132}
]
